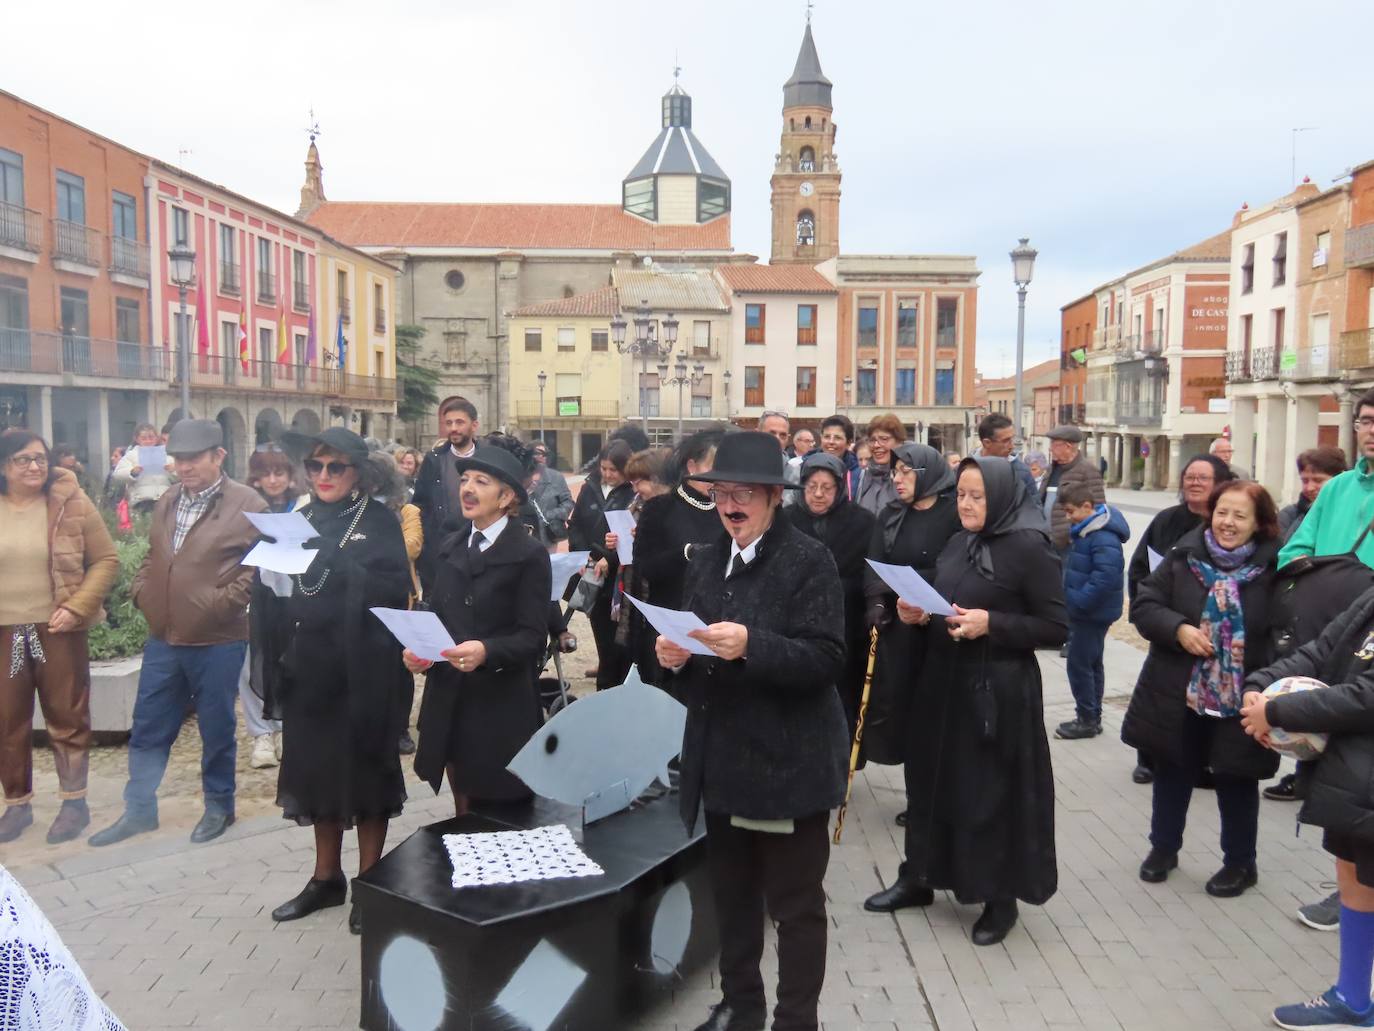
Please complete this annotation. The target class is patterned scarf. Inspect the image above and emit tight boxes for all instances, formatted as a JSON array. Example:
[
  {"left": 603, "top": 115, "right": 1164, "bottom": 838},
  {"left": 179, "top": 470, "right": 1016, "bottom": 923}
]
[{"left": 1185, "top": 530, "right": 1263, "bottom": 717}]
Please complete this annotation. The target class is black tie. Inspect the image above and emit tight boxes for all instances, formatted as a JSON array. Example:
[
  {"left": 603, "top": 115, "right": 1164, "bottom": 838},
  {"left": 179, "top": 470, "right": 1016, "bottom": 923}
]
[{"left": 470, "top": 530, "right": 485, "bottom": 552}]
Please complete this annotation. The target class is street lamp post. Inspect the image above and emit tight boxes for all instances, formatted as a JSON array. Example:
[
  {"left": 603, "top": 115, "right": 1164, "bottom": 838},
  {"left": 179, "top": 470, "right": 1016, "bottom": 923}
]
[
  {"left": 1010, "top": 237, "right": 1038, "bottom": 448},
  {"left": 722, "top": 368, "right": 732, "bottom": 421},
  {"left": 168, "top": 242, "right": 197, "bottom": 422},
  {"left": 537, "top": 369, "right": 547, "bottom": 447},
  {"left": 660, "top": 352, "right": 706, "bottom": 442},
  {"left": 613, "top": 303, "right": 674, "bottom": 432}
]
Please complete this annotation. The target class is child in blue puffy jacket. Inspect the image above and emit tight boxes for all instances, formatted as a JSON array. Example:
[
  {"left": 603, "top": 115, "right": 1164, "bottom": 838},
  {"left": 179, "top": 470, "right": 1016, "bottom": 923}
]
[{"left": 1055, "top": 483, "right": 1130, "bottom": 739}]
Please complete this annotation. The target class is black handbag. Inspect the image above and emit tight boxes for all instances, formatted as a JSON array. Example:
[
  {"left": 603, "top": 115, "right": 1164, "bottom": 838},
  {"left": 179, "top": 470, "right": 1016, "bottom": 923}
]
[{"left": 1271, "top": 517, "right": 1374, "bottom": 658}]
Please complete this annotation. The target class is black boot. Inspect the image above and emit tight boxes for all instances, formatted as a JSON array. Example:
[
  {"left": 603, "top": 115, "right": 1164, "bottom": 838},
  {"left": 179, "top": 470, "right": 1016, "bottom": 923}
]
[
  {"left": 272, "top": 874, "right": 348, "bottom": 922},
  {"left": 972, "top": 900, "right": 1018, "bottom": 946},
  {"left": 864, "top": 878, "right": 935, "bottom": 913},
  {"left": 1205, "top": 863, "right": 1257, "bottom": 898},
  {"left": 689, "top": 1000, "right": 766, "bottom": 1031},
  {"left": 1055, "top": 718, "right": 1102, "bottom": 740},
  {"left": 1138, "top": 848, "right": 1178, "bottom": 883}
]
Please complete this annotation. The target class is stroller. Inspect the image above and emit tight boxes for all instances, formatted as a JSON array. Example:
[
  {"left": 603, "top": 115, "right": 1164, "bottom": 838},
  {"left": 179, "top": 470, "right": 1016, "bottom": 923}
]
[{"left": 537, "top": 596, "right": 580, "bottom": 717}]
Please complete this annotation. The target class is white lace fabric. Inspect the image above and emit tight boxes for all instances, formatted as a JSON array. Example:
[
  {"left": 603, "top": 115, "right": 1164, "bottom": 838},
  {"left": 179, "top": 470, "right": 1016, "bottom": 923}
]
[{"left": 0, "top": 864, "right": 126, "bottom": 1030}]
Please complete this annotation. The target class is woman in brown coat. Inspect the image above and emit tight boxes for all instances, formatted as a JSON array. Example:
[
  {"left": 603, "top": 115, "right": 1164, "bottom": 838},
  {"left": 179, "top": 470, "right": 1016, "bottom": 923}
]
[{"left": 0, "top": 430, "right": 118, "bottom": 844}]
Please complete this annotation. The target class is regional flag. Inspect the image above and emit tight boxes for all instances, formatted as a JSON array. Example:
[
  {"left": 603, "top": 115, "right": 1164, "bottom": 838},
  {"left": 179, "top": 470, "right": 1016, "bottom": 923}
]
[
  {"left": 335, "top": 311, "right": 346, "bottom": 370},
  {"left": 276, "top": 306, "right": 289, "bottom": 366},
  {"left": 1070, "top": 347, "right": 1088, "bottom": 365},
  {"left": 238, "top": 307, "right": 249, "bottom": 373}
]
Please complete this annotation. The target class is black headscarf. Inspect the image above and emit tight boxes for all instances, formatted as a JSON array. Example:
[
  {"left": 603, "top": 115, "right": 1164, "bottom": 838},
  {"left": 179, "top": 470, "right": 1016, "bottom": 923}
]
[
  {"left": 957, "top": 455, "right": 1052, "bottom": 580},
  {"left": 797, "top": 452, "right": 849, "bottom": 537},
  {"left": 879, "top": 443, "right": 955, "bottom": 553}
]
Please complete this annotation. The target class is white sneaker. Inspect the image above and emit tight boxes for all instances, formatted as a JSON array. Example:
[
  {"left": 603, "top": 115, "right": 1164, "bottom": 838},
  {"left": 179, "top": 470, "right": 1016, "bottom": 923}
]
[{"left": 250, "top": 734, "right": 278, "bottom": 769}]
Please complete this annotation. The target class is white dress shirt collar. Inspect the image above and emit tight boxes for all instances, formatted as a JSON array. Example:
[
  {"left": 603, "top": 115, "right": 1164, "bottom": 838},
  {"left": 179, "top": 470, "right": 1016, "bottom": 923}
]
[{"left": 470, "top": 515, "right": 507, "bottom": 552}]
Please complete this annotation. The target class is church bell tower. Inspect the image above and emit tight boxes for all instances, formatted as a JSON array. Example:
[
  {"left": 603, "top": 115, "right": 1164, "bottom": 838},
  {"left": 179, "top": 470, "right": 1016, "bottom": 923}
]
[{"left": 770, "top": 20, "right": 841, "bottom": 264}]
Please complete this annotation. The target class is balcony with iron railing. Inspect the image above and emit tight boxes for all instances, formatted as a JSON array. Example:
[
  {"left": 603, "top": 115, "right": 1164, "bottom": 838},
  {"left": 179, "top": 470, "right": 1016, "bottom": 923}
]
[
  {"left": 1340, "top": 328, "right": 1374, "bottom": 370},
  {"left": 293, "top": 281, "right": 311, "bottom": 313},
  {"left": 1093, "top": 325, "right": 1121, "bottom": 350},
  {"left": 0, "top": 327, "right": 171, "bottom": 381},
  {"left": 219, "top": 260, "right": 241, "bottom": 296},
  {"left": 0, "top": 203, "right": 42, "bottom": 254},
  {"left": 1225, "top": 346, "right": 1280, "bottom": 382},
  {"left": 175, "top": 353, "right": 398, "bottom": 402},
  {"left": 1118, "top": 329, "right": 1164, "bottom": 357},
  {"left": 257, "top": 270, "right": 277, "bottom": 304},
  {"left": 514, "top": 398, "right": 620, "bottom": 420},
  {"left": 51, "top": 219, "right": 102, "bottom": 268},
  {"left": 108, "top": 236, "right": 150, "bottom": 282},
  {"left": 1279, "top": 346, "right": 1337, "bottom": 381}
]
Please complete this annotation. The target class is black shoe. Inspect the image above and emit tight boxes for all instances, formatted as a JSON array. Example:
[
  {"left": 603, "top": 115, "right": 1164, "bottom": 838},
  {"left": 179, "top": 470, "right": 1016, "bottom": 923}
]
[
  {"left": 88, "top": 810, "right": 158, "bottom": 848},
  {"left": 1139, "top": 847, "right": 1178, "bottom": 883},
  {"left": 1263, "top": 773, "right": 1298, "bottom": 801},
  {"left": 689, "top": 1001, "right": 766, "bottom": 1031},
  {"left": 0, "top": 804, "right": 33, "bottom": 843},
  {"left": 397, "top": 732, "right": 416, "bottom": 755},
  {"left": 1055, "top": 718, "right": 1102, "bottom": 740},
  {"left": 972, "top": 900, "right": 1019, "bottom": 946},
  {"left": 894, "top": 810, "right": 908, "bottom": 827},
  {"left": 1131, "top": 764, "right": 1154, "bottom": 784},
  {"left": 1205, "top": 863, "right": 1257, "bottom": 898},
  {"left": 189, "top": 810, "right": 235, "bottom": 844},
  {"left": 348, "top": 902, "right": 362, "bottom": 935},
  {"left": 272, "top": 874, "right": 348, "bottom": 922},
  {"left": 864, "top": 878, "right": 935, "bottom": 913}
]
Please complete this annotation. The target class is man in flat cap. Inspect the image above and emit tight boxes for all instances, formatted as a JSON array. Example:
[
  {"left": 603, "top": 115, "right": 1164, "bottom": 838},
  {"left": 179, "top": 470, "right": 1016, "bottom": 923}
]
[
  {"left": 656, "top": 431, "right": 849, "bottom": 1031},
  {"left": 91, "top": 419, "right": 266, "bottom": 847},
  {"left": 1040, "top": 425, "right": 1105, "bottom": 554}
]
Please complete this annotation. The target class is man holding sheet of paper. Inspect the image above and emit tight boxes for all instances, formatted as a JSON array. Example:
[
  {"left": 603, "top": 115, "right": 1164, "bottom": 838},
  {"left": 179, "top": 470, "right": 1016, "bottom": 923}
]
[{"left": 652, "top": 430, "right": 848, "bottom": 1031}]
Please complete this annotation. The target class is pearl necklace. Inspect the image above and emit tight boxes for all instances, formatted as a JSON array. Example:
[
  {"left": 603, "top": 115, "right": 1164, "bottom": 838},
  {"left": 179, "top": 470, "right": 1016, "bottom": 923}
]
[
  {"left": 678, "top": 485, "right": 715, "bottom": 511},
  {"left": 295, "top": 493, "right": 368, "bottom": 597}
]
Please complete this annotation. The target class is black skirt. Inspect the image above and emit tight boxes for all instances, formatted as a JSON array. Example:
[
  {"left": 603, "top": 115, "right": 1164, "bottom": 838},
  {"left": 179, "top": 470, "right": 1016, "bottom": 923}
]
[
  {"left": 1324, "top": 829, "right": 1374, "bottom": 888},
  {"left": 275, "top": 626, "right": 407, "bottom": 828}
]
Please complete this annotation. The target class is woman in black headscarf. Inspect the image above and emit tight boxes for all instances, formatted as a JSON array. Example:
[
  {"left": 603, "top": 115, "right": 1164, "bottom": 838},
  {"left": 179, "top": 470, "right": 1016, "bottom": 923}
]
[
  {"left": 864, "top": 456, "right": 1066, "bottom": 946},
  {"left": 859, "top": 442, "right": 961, "bottom": 765},
  {"left": 786, "top": 451, "right": 878, "bottom": 733}
]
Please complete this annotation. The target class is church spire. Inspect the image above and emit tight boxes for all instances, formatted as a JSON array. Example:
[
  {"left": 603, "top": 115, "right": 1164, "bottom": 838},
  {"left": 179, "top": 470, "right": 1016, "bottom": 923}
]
[
  {"left": 296, "top": 113, "right": 326, "bottom": 218},
  {"left": 783, "top": 22, "right": 832, "bottom": 110}
]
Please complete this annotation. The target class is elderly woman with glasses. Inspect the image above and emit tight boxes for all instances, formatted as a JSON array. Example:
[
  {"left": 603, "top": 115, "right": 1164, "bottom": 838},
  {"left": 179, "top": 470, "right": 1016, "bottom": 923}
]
[
  {"left": 855, "top": 414, "right": 907, "bottom": 514},
  {"left": 0, "top": 430, "right": 118, "bottom": 845},
  {"left": 268, "top": 428, "right": 412, "bottom": 935}
]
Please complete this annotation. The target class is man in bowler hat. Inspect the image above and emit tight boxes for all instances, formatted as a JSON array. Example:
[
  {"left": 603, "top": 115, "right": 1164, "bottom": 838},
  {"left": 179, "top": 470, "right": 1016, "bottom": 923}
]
[{"left": 656, "top": 431, "right": 850, "bottom": 1031}]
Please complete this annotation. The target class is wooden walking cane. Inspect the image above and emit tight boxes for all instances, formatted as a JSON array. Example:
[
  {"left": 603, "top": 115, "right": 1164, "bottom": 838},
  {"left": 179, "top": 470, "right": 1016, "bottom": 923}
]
[{"left": 833, "top": 627, "right": 880, "bottom": 844}]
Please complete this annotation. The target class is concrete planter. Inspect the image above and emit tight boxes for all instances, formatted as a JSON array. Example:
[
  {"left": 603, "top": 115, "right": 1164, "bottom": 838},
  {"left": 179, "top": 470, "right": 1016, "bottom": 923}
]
[{"left": 33, "top": 654, "right": 141, "bottom": 742}]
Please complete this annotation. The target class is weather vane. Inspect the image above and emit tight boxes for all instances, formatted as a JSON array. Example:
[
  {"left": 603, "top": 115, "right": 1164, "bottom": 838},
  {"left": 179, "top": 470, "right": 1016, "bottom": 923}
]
[
  {"left": 806, "top": 0, "right": 814, "bottom": 23},
  {"left": 305, "top": 107, "right": 322, "bottom": 145},
  {"left": 673, "top": 50, "right": 681, "bottom": 83}
]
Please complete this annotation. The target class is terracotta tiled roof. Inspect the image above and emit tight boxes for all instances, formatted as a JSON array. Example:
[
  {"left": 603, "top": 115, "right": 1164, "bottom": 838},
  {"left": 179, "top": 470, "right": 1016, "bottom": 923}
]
[
  {"left": 305, "top": 202, "right": 732, "bottom": 252},
  {"left": 981, "top": 358, "right": 1060, "bottom": 391},
  {"left": 510, "top": 285, "right": 620, "bottom": 318},
  {"left": 1172, "top": 228, "right": 1233, "bottom": 262},
  {"left": 714, "top": 263, "right": 836, "bottom": 294}
]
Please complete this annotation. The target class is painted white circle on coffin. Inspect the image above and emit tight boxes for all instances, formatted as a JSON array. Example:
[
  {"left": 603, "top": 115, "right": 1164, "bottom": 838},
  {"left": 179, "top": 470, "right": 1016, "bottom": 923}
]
[
  {"left": 379, "top": 934, "right": 446, "bottom": 1031},
  {"left": 649, "top": 881, "right": 693, "bottom": 976}
]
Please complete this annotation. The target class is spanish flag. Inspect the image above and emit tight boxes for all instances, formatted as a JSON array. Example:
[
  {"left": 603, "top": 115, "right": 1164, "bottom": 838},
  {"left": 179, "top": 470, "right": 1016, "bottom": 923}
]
[
  {"left": 238, "top": 306, "right": 249, "bottom": 373},
  {"left": 276, "top": 305, "right": 289, "bottom": 366}
]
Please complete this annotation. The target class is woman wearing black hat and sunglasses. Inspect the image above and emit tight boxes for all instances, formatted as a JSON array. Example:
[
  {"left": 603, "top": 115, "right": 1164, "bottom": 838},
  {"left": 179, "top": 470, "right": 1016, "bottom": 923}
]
[
  {"left": 407, "top": 440, "right": 551, "bottom": 815},
  {"left": 267, "top": 428, "right": 413, "bottom": 935}
]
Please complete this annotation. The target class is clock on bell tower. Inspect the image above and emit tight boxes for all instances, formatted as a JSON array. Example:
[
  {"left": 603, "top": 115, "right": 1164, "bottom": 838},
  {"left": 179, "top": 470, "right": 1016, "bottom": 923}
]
[{"left": 770, "top": 20, "right": 841, "bottom": 264}]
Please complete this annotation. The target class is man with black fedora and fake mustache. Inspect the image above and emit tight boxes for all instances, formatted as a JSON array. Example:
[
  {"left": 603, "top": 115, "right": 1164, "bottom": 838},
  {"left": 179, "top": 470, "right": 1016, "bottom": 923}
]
[{"left": 655, "top": 430, "right": 849, "bottom": 1031}]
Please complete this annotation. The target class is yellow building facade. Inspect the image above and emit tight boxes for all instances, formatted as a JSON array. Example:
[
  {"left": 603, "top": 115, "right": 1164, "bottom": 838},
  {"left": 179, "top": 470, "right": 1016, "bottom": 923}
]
[
  {"left": 507, "top": 285, "right": 625, "bottom": 470},
  {"left": 315, "top": 235, "right": 400, "bottom": 438}
]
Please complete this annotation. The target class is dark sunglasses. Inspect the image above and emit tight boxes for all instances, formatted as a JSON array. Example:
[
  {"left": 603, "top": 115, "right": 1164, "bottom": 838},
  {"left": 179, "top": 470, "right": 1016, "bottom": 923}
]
[{"left": 304, "top": 458, "right": 354, "bottom": 478}]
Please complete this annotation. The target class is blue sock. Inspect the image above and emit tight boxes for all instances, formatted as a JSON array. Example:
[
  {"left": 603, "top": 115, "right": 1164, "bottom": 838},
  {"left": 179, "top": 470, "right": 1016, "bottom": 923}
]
[{"left": 1337, "top": 906, "right": 1374, "bottom": 1013}]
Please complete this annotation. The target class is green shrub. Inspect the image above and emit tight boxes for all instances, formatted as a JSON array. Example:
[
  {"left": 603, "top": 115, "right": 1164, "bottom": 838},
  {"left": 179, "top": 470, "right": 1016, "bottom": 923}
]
[{"left": 87, "top": 515, "right": 151, "bottom": 661}]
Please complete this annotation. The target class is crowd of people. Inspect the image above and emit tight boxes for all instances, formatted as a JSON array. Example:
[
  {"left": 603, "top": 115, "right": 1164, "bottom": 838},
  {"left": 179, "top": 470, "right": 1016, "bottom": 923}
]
[{"left": 7, "top": 388, "right": 1374, "bottom": 1030}]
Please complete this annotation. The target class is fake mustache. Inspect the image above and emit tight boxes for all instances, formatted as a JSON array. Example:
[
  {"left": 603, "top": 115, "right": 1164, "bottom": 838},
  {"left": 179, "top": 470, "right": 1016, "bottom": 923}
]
[{"left": 724, "top": 511, "right": 748, "bottom": 522}]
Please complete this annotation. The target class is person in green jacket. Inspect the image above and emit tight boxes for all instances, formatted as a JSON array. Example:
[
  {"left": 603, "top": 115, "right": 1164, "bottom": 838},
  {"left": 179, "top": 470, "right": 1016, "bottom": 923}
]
[{"left": 1278, "top": 388, "right": 1374, "bottom": 571}]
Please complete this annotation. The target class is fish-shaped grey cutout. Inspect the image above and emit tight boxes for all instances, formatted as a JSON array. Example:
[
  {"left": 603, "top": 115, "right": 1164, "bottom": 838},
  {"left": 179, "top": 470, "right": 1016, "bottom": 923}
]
[{"left": 507, "top": 668, "right": 686, "bottom": 820}]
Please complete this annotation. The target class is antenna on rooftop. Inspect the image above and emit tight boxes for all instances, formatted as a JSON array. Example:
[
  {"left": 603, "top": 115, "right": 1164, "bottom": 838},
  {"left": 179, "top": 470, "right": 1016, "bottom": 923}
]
[
  {"left": 177, "top": 146, "right": 193, "bottom": 166},
  {"left": 1291, "top": 126, "right": 1317, "bottom": 187}
]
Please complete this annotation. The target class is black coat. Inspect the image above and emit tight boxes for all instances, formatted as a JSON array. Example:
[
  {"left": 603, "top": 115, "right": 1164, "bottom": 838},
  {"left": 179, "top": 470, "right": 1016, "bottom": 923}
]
[
  {"left": 412, "top": 445, "right": 470, "bottom": 592},
  {"left": 567, "top": 478, "right": 634, "bottom": 559},
  {"left": 414, "top": 519, "right": 552, "bottom": 799},
  {"left": 860, "top": 494, "right": 962, "bottom": 763},
  {"left": 1127, "top": 503, "right": 1203, "bottom": 603},
  {"left": 787, "top": 495, "right": 878, "bottom": 734},
  {"left": 904, "top": 528, "right": 1065, "bottom": 905},
  {"left": 635, "top": 485, "right": 723, "bottom": 610},
  {"left": 1122, "top": 527, "right": 1281, "bottom": 780},
  {"left": 1248, "top": 587, "right": 1374, "bottom": 840},
  {"left": 671, "top": 516, "right": 849, "bottom": 832}
]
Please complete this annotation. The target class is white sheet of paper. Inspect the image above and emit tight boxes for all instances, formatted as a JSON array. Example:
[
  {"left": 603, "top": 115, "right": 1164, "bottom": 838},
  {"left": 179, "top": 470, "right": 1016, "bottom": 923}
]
[
  {"left": 241, "top": 511, "right": 320, "bottom": 574},
  {"left": 137, "top": 445, "right": 168, "bottom": 470},
  {"left": 549, "top": 551, "right": 591, "bottom": 601},
  {"left": 624, "top": 594, "right": 714, "bottom": 656},
  {"left": 605, "top": 509, "right": 636, "bottom": 564},
  {"left": 1147, "top": 546, "right": 1164, "bottom": 572},
  {"left": 865, "top": 559, "right": 956, "bottom": 615},
  {"left": 369, "top": 607, "right": 457, "bottom": 663}
]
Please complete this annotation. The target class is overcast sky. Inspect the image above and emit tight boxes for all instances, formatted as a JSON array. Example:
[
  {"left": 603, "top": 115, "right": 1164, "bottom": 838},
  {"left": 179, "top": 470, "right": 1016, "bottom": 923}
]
[{"left": 8, "top": 0, "right": 1372, "bottom": 375}]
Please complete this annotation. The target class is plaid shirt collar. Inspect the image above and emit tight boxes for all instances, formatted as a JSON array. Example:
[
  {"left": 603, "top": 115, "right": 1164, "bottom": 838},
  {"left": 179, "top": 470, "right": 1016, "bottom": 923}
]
[{"left": 172, "top": 476, "right": 225, "bottom": 553}]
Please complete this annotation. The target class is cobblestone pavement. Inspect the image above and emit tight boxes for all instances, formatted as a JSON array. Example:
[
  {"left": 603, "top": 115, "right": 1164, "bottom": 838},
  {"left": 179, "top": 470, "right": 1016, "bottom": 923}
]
[{"left": 7, "top": 494, "right": 1340, "bottom": 1029}]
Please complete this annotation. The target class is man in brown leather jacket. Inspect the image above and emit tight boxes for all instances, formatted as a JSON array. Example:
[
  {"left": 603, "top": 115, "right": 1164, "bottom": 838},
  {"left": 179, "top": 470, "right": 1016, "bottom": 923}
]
[{"left": 90, "top": 420, "right": 266, "bottom": 847}]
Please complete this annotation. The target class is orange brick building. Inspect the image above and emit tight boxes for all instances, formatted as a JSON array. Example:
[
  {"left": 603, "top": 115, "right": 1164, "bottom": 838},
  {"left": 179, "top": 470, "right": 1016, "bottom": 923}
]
[{"left": 1059, "top": 293, "right": 1095, "bottom": 429}]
